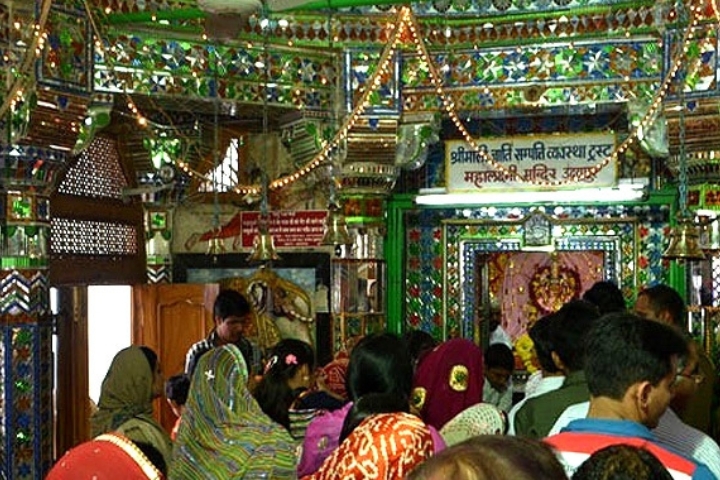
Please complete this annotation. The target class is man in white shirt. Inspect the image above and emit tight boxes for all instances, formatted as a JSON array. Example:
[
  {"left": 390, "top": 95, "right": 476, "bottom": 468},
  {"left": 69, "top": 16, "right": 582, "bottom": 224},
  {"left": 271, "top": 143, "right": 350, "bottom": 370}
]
[{"left": 185, "top": 289, "right": 258, "bottom": 378}]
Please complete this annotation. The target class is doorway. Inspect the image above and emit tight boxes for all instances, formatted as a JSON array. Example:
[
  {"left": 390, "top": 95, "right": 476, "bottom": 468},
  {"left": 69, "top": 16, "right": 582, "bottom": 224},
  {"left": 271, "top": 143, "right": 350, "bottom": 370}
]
[
  {"left": 87, "top": 286, "right": 132, "bottom": 404},
  {"left": 51, "top": 285, "right": 132, "bottom": 458}
]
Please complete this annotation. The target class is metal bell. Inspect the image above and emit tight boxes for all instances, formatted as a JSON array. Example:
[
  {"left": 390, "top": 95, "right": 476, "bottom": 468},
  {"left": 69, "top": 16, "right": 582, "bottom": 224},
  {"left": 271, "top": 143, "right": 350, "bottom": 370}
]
[
  {"left": 321, "top": 208, "right": 353, "bottom": 246},
  {"left": 247, "top": 229, "right": 280, "bottom": 263},
  {"left": 662, "top": 217, "right": 706, "bottom": 261}
]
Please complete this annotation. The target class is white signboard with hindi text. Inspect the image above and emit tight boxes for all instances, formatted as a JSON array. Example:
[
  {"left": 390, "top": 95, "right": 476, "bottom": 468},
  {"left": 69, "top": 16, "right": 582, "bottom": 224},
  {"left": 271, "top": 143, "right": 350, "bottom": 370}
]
[{"left": 446, "top": 132, "right": 617, "bottom": 192}]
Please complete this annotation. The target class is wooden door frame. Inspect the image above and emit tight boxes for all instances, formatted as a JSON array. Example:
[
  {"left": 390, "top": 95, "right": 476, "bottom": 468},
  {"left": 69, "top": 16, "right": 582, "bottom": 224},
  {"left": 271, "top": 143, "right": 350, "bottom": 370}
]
[{"left": 54, "top": 286, "right": 91, "bottom": 458}]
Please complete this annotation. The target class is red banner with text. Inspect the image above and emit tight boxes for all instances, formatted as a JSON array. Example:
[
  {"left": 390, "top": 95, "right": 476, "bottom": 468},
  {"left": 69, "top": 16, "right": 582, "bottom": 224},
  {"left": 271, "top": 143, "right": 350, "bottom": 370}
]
[{"left": 240, "top": 210, "right": 328, "bottom": 248}]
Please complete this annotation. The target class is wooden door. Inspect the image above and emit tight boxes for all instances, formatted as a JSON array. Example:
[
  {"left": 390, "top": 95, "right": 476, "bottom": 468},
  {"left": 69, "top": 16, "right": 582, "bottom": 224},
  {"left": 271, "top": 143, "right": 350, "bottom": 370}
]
[
  {"left": 132, "top": 283, "right": 218, "bottom": 433},
  {"left": 55, "top": 287, "right": 91, "bottom": 456}
]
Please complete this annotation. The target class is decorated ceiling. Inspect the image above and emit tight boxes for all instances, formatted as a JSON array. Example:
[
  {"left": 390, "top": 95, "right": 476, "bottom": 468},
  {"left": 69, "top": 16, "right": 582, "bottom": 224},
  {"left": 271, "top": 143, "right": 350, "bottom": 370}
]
[{"left": 2, "top": 0, "right": 720, "bottom": 200}]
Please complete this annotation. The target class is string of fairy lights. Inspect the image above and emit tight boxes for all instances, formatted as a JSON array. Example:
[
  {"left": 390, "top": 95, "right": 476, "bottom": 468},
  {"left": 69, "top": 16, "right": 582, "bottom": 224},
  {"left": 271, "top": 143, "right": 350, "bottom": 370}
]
[
  {"left": 84, "top": 0, "right": 339, "bottom": 186},
  {"left": 77, "top": 1, "right": 718, "bottom": 192},
  {"left": 2, "top": 0, "right": 716, "bottom": 194},
  {"left": 196, "top": 1, "right": 709, "bottom": 193},
  {"left": 83, "top": 2, "right": 399, "bottom": 195},
  {"left": 83, "top": 0, "right": 209, "bottom": 181},
  {"left": 240, "top": 1, "right": 704, "bottom": 192},
  {"left": 235, "top": 0, "right": 707, "bottom": 194},
  {"left": 408, "top": 3, "right": 703, "bottom": 187},
  {"left": 0, "top": 0, "right": 51, "bottom": 129},
  {"left": 233, "top": 7, "right": 405, "bottom": 195}
]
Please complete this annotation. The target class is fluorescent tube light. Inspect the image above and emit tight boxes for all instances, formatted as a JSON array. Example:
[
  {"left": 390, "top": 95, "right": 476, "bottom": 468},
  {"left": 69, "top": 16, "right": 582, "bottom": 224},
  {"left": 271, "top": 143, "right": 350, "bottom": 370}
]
[
  {"left": 416, "top": 180, "right": 648, "bottom": 206},
  {"left": 48, "top": 144, "right": 72, "bottom": 152},
  {"left": 36, "top": 100, "right": 58, "bottom": 109}
]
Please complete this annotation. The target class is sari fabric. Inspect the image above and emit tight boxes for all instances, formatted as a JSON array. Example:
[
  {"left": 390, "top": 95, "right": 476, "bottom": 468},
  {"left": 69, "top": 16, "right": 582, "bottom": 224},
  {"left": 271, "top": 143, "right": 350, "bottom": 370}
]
[
  {"left": 296, "top": 402, "right": 353, "bottom": 476},
  {"left": 411, "top": 338, "right": 485, "bottom": 430},
  {"left": 47, "top": 433, "right": 163, "bottom": 480},
  {"left": 170, "top": 344, "right": 297, "bottom": 479},
  {"left": 317, "top": 351, "right": 349, "bottom": 400},
  {"left": 91, "top": 346, "right": 173, "bottom": 468},
  {"left": 301, "top": 412, "right": 433, "bottom": 480}
]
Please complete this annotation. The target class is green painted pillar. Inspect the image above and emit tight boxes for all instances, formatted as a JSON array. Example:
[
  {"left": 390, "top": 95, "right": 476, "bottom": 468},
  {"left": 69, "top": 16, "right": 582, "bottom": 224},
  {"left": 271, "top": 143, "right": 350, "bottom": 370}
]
[{"left": 385, "top": 195, "right": 413, "bottom": 335}]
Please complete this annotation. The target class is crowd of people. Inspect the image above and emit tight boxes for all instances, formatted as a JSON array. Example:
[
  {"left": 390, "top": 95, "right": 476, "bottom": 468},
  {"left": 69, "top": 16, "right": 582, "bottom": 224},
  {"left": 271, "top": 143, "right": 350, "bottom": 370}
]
[{"left": 47, "top": 282, "right": 720, "bottom": 479}]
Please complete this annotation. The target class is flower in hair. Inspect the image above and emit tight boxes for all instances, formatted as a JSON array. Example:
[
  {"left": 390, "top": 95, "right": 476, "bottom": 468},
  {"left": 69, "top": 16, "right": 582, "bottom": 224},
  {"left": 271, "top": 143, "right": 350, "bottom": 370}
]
[{"left": 285, "top": 354, "right": 298, "bottom": 365}]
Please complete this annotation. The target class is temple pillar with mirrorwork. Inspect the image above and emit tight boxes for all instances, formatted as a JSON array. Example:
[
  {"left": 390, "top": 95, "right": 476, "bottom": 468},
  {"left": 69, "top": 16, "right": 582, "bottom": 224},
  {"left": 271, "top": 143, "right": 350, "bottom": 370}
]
[
  {"left": 1, "top": 0, "right": 91, "bottom": 474},
  {"left": 327, "top": 117, "right": 401, "bottom": 350},
  {"left": 0, "top": 147, "right": 65, "bottom": 479}
]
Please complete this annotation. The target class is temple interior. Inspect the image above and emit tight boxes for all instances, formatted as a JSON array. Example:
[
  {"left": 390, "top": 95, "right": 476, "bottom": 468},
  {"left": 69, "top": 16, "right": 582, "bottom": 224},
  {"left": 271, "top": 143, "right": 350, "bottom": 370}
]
[{"left": 3, "top": 0, "right": 720, "bottom": 477}]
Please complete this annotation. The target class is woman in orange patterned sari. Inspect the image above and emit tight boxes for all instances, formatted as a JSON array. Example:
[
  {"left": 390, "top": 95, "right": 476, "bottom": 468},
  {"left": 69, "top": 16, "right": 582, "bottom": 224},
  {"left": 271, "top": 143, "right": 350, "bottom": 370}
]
[{"left": 301, "top": 412, "right": 434, "bottom": 480}]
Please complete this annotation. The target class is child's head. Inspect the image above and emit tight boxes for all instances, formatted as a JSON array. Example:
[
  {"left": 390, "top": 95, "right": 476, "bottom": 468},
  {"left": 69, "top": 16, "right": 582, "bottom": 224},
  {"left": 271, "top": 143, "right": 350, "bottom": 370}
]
[
  {"left": 263, "top": 338, "right": 316, "bottom": 390},
  {"left": 572, "top": 444, "right": 673, "bottom": 480},
  {"left": 253, "top": 339, "right": 316, "bottom": 430},
  {"left": 402, "top": 329, "right": 438, "bottom": 370},
  {"left": 165, "top": 373, "right": 190, "bottom": 417},
  {"left": 483, "top": 343, "right": 514, "bottom": 392}
]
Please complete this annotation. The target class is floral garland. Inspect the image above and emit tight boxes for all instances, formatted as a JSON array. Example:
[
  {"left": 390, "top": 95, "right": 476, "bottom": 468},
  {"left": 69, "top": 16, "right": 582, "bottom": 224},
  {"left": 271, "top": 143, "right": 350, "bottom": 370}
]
[{"left": 513, "top": 333, "right": 538, "bottom": 374}]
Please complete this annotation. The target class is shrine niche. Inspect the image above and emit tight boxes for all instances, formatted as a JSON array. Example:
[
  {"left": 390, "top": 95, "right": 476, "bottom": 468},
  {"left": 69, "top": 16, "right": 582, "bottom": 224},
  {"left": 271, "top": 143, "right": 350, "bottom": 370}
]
[
  {"left": 479, "top": 250, "right": 604, "bottom": 340},
  {"left": 439, "top": 210, "right": 639, "bottom": 344}
]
